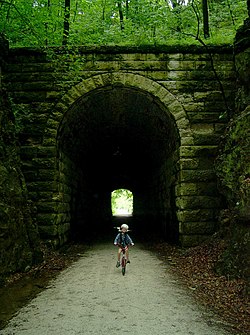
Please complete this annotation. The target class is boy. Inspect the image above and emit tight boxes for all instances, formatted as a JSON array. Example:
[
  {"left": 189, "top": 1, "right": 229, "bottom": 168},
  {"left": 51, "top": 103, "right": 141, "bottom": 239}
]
[{"left": 114, "top": 224, "right": 134, "bottom": 268}]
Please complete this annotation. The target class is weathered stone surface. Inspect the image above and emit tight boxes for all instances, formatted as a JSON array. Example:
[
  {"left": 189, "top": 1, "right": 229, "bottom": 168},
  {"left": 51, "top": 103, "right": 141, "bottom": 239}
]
[
  {"left": 216, "top": 107, "right": 250, "bottom": 210},
  {"left": 27, "top": 181, "right": 57, "bottom": 192},
  {"left": 37, "top": 169, "right": 59, "bottom": 181},
  {"left": 212, "top": 24, "right": 250, "bottom": 281},
  {"left": 38, "top": 225, "right": 58, "bottom": 237},
  {"left": 178, "top": 170, "right": 216, "bottom": 183},
  {"left": 179, "top": 145, "right": 218, "bottom": 158},
  {"left": 176, "top": 196, "right": 221, "bottom": 210},
  {"left": 175, "top": 182, "right": 218, "bottom": 196},
  {"left": 37, "top": 202, "right": 70, "bottom": 213},
  {"left": 179, "top": 221, "right": 215, "bottom": 234},
  {"left": 0, "top": 87, "right": 42, "bottom": 281},
  {"left": 37, "top": 213, "right": 58, "bottom": 226},
  {"left": 180, "top": 234, "right": 209, "bottom": 247},
  {"left": 177, "top": 209, "right": 217, "bottom": 222},
  {"left": 1, "top": 45, "right": 238, "bottom": 254}
]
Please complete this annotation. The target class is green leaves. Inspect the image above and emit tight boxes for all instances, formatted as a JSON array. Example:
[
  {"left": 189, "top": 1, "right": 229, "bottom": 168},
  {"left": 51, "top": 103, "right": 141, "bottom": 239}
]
[
  {"left": 0, "top": 0, "right": 248, "bottom": 47},
  {"left": 111, "top": 189, "right": 133, "bottom": 215}
]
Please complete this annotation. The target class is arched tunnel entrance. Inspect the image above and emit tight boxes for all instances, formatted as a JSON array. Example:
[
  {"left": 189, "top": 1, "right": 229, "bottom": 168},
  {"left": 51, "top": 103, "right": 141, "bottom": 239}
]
[{"left": 57, "top": 87, "right": 180, "bottom": 243}]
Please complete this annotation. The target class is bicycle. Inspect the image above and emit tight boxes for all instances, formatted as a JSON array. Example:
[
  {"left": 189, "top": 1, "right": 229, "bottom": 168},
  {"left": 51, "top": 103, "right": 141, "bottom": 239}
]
[{"left": 120, "top": 245, "right": 128, "bottom": 276}]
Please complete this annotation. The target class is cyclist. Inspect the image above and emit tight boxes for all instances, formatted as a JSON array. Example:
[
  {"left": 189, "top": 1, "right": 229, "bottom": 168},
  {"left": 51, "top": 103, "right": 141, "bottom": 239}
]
[{"left": 114, "top": 224, "right": 134, "bottom": 268}]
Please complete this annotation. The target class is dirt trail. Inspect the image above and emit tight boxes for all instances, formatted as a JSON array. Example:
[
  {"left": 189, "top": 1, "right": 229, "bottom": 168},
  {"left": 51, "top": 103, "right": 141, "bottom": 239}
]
[{"left": 0, "top": 243, "right": 232, "bottom": 335}]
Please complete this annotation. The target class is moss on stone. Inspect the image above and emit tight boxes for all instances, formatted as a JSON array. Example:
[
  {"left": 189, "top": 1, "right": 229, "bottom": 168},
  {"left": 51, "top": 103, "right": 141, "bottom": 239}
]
[{"left": 0, "top": 90, "right": 42, "bottom": 282}]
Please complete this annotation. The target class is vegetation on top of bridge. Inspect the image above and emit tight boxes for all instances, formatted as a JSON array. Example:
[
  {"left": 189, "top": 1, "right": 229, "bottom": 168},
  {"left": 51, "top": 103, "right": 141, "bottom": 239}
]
[
  {"left": 7, "top": 43, "right": 235, "bottom": 56},
  {"left": 0, "top": 0, "right": 248, "bottom": 48}
]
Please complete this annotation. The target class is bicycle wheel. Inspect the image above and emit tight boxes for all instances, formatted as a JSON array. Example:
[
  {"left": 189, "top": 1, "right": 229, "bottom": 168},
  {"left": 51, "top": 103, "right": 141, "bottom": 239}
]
[{"left": 121, "top": 257, "right": 126, "bottom": 275}]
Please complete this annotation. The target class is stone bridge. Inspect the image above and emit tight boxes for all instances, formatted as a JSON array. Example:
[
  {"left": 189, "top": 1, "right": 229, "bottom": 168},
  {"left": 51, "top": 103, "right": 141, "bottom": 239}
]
[{"left": 3, "top": 45, "right": 236, "bottom": 247}]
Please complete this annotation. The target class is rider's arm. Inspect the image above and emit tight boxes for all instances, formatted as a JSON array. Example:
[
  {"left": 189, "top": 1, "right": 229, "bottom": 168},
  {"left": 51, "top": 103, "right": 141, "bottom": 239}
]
[
  {"left": 126, "top": 234, "right": 134, "bottom": 246},
  {"left": 114, "top": 233, "right": 120, "bottom": 245}
]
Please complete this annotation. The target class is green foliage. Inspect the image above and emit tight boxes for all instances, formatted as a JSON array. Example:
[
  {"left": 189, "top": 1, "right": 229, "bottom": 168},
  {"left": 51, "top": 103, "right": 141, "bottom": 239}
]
[
  {"left": 0, "top": 0, "right": 248, "bottom": 47},
  {"left": 215, "top": 217, "right": 250, "bottom": 280},
  {"left": 111, "top": 189, "right": 133, "bottom": 215},
  {"left": 215, "top": 109, "right": 250, "bottom": 207},
  {"left": 45, "top": 46, "right": 85, "bottom": 94}
]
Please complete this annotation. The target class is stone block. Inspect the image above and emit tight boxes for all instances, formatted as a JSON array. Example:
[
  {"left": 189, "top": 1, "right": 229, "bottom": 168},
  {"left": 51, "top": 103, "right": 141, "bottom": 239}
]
[
  {"left": 38, "top": 225, "right": 58, "bottom": 237},
  {"left": 55, "top": 102, "right": 70, "bottom": 114},
  {"left": 46, "top": 118, "right": 59, "bottom": 130},
  {"left": 176, "top": 195, "right": 222, "bottom": 209},
  {"left": 193, "top": 133, "right": 221, "bottom": 145},
  {"left": 59, "top": 93, "right": 75, "bottom": 107},
  {"left": 37, "top": 146, "right": 56, "bottom": 158},
  {"left": 175, "top": 182, "right": 218, "bottom": 196},
  {"left": 24, "top": 81, "right": 55, "bottom": 91},
  {"left": 191, "top": 123, "right": 214, "bottom": 134},
  {"left": 27, "top": 181, "right": 57, "bottom": 192},
  {"left": 50, "top": 111, "right": 64, "bottom": 122},
  {"left": 42, "top": 137, "right": 57, "bottom": 146},
  {"left": 178, "top": 158, "right": 199, "bottom": 170},
  {"left": 176, "top": 209, "right": 217, "bottom": 222},
  {"left": 37, "top": 169, "right": 58, "bottom": 181},
  {"left": 44, "top": 128, "right": 57, "bottom": 138},
  {"left": 51, "top": 213, "right": 67, "bottom": 224},
  {"left": 37, "top": 213, "right": 58, "bottom": 226},
  {"left": 179, "top": 221, "right": 215, "bottom": 234},
  {"left": 28, "top": 192, "right": 39, "bottom": 201},
  {"left": 23, "top": 170, "right": 38, "bottom": 181},
  {"left": 32, "top": 158, "right": 56, "bottom": 169},
  {"left": 112, "top": 72, "right": 126, "bottom": 86},
  {"left": 183, "top": 102, "right": 204, "bottom": 113},
  {"left": 176, "top": 117, "right": 190, "bottom": 130},
  {"left": 180, "top": 136, "right": 194, "bottom": 145},
  {"left": 179, "top": 234, "right": 210, "bottom": 247},
  {"left": 68, "top": 86, "right": 83, "bottom": 101},
  {"left": 100, "top": 73, "right": 112, "bottom": 86},
  {"left": 20, "top": 146, "right": 38, "bottom": 159},
  {"left": 178, "top": 169, "right": 216, "bottom": 182},
  {"left": 37, "top": 202, "right": 58, "bottom": 213},
  {"left": 188, "top": 112, "right": 226, "bottom": 124},
  {"left": 121, "top": 60, "right": 168, "bottom": 71},
  {"left": 160, "top": 91, "right": 176, "bottom": 106},
  {"left": 179, "top": 145, "right": 217, "bottom": 158},
  {"left": 12, "top": 91, "right": 47, "bottom": 103},
  {"left": 58, "top": 222, "right": 71, "bottom": 234}
]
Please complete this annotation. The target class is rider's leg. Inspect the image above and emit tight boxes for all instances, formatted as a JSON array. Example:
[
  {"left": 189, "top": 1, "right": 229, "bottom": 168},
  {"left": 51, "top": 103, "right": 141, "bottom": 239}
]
[
  {"left": 125, "top": 248, "right": 130, "bottom": 262},
  {"left": 118, "top": 247, "right": 122, "bottom": 261},
  {"left": 116, "top": 248, "right": 122, "bottom": 267}
]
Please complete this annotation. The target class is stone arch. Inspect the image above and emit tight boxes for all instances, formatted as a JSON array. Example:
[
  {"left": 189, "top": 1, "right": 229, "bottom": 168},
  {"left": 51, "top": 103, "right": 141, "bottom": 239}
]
[
  {"left": 44, "top": 72, "right": 194, "bottom": 147},
  {"left": 41, "top": 72, "right": 195, "bottom": 246}
]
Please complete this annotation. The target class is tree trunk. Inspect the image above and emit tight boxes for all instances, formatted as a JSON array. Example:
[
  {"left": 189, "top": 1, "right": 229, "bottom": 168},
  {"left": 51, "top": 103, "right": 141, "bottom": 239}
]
[
  {"left": 117, "top": 1, "right": 124, "bottom": 30},
  {"left": 202, "top": 0, "right": 210, "bottom": 39},
  {"left": 62, "top": 0, "right": 70, "bottom": 45},
  {"left": 126, "top": 0, "right": 129, "bottom": 19}
]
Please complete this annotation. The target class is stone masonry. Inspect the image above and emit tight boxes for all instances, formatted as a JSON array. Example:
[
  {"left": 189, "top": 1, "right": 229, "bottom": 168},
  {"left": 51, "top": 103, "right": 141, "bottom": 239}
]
[{"left": 3, "top": 45, "right": 236, "bottom": 247}]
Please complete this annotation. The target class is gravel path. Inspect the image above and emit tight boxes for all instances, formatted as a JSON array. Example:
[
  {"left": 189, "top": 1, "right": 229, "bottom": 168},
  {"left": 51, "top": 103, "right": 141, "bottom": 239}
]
[{"left": 1, "top": 243, "right": 232, "bottom": 335}]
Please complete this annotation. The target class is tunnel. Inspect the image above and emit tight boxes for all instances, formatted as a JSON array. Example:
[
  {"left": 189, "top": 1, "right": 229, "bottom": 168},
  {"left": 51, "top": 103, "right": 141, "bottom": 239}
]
[{"left": 57, "top": 86, "right": 180, "bottom": 243}]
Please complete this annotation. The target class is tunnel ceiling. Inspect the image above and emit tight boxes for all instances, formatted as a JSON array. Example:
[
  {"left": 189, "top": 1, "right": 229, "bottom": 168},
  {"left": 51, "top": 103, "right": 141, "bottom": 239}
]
[{"left": 58, "top": 87, "right": 179, "bottom": 191}]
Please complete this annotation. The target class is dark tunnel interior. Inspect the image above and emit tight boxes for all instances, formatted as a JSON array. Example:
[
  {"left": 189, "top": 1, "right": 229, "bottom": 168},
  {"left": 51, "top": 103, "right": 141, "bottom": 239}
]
[{"left": 57, "top": 87, "right": 180, "bottom": 243}]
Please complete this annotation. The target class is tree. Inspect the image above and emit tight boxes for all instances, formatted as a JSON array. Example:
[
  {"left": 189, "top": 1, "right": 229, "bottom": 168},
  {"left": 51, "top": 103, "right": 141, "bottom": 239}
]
[
  {"left": 202, "top": 0, "right": 209, "bottom": 38},
  {"left": 117, "top": 1, "right": 124, "bottom": 30},
  {"left": 63, "top": 0, "right": 70, "bottom": 45},
  {"left": 0, "top": 0, "right": 248, "bottom": 47}
]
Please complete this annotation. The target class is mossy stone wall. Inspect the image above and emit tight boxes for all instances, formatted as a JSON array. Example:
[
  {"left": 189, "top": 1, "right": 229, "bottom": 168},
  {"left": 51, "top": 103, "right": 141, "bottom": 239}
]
[
  {"left": 0, "top": 38, "right": 42, "bottom": 281},
  {"left": 3, "top": 45, "right": 236, "bottom": 247},
  {"left": 215, "top": 17, "right": 250, "bottom": 282}
]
